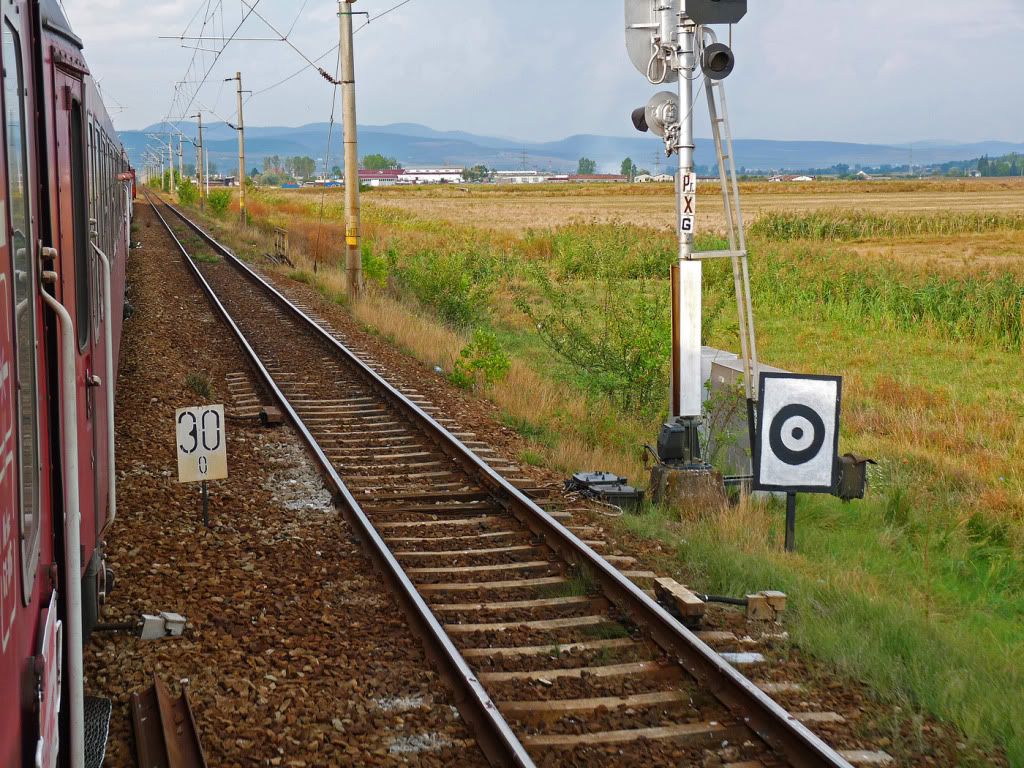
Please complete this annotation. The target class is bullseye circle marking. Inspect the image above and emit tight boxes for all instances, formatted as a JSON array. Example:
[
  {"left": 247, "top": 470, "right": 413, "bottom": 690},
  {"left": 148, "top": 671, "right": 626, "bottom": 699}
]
[{"left": 768, "top": 404, "right": 825, "bottom": 466}]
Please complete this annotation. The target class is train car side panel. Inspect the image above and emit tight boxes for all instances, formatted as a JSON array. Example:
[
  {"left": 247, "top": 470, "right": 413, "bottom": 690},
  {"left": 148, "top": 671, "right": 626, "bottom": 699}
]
[{"left": 0, "top": 1, "right": 59, "bottom": 764}]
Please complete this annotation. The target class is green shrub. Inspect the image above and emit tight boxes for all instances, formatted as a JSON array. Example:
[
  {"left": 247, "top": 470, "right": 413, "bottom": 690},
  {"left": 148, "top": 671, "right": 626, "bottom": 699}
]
[
  {"left": 393, "top": 248, "right": 492, "bottom": 328},
  {"left": 208, "top": 189, "right": 232, "bottom": 217},
  {"left": 450, "top": 329, "right": 510, "bottom": 391},
  {"left": 177, "top": 178, "right": 198, "bottom": 206},
  {"left": 184, "top": 372, "right": 211, "bottom": 398},
  {"left": 362, "top": 242, "right": 389, "bottom": 288},
  {"left": 515, "top": 267, "right": 670, "bottom": 417}
]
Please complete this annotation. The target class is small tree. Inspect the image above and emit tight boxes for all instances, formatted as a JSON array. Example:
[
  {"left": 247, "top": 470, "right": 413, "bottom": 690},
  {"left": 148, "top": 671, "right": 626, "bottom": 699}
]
[
  {"left": 577, "top": 157, "right": 597, "bottom": 175},
  {"left": 208, "top": 188, "right": 232, "bottom": 217},
  {"left": 362, "top": 153, "right": 401, "bottom": 170},
  {"left": 177, "top": 178, "right": 199, "bottom": 206},
  {"left": 463, "top": 164, "right": 491, "bottom": 183},
  {"left": 620, "top": 157, "right": 636, "bottom": 180}
]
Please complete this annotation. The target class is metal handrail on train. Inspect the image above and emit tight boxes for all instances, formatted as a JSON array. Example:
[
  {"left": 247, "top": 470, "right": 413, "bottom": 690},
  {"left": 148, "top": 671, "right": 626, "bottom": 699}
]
[
  {"left": 90, "top": 227, "right": 117, "bottom": 534},
  {"left": 40, "top": 273, "right": 86, "bottom": 768}
]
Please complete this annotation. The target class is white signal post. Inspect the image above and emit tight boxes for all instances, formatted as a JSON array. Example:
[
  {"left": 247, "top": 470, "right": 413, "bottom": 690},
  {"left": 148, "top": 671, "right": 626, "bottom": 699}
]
[
  {"left": 627, "top": 0, "right": 756, "bottom": 470},
  {"left": 673, "top": 17, "right": 701, "bottom": 424}
]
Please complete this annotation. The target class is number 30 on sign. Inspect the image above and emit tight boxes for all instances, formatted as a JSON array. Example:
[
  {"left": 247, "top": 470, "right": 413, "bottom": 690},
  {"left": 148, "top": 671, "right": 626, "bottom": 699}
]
[{"left": 175, "top": 405, "right": 228, "bottom": 483}]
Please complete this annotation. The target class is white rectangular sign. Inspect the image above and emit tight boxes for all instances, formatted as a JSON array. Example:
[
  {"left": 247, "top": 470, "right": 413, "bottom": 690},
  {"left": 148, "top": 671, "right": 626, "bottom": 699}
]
[
  {"left": 680, "top": 172, "right": 696, "bottom": 234},
  {"left": 175, "top": 405, "right": 227, "bottom": 483},
  {"left": 754, "top": 374, "right": 841, "bottom": 493}
]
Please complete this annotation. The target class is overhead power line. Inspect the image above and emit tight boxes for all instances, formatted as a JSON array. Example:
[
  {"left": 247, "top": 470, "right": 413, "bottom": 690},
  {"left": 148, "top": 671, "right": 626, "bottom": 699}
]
[
  {"left": 247, "top": 0, "right": 419, "bottom": 102},
  {"left": 164, "top": 0, "right": 263, "bottom": 132}
]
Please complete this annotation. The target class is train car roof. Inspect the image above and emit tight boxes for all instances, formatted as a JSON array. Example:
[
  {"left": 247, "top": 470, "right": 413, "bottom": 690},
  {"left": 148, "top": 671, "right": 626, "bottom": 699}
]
[{"left": 40, "top": 0, "right": 83, "bottom": 48}]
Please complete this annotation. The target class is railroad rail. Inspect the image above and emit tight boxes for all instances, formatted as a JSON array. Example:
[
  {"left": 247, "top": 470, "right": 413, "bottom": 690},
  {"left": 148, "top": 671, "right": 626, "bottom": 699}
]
[{"left": 142, "top": 188, "right": 854, "bottom": 768}]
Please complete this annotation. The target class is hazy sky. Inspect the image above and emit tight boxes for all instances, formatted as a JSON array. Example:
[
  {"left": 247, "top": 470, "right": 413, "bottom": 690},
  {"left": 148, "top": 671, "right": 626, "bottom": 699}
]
[{"left": 63, "top": 0, "right": 1024, "bottom": 144}]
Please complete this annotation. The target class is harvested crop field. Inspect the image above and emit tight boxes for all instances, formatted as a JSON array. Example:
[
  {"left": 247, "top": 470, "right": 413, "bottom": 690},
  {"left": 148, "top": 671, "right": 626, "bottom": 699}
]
[{"left": 361, "top": 179, "right": 1024, "bottom": 236}]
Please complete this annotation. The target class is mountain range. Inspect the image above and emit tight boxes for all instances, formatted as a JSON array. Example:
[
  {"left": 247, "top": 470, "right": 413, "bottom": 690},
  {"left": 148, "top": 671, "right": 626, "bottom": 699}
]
[{"left": 121, "top": 121, "right": 1024, "bottom": 175}]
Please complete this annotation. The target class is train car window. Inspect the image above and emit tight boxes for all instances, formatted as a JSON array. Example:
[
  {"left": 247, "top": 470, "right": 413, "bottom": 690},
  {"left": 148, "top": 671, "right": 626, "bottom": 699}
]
[
  {"left": 104, "top": 136, "right": 111, "bottom": 255},
  {"left": 91, "top": 120, "right": 98, "bottom": 242},
  {"left": 87, "top": 121, "right": 95, "bottom": 230},
  {"left": 3, "top": 20, "right": 41, "bottom": 600},
  {"left": 71, "top": 100, "right": 89, "bottom": 349}
]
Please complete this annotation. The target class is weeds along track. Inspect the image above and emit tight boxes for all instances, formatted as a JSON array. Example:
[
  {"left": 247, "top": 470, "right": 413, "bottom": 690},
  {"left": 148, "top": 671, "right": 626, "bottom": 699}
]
[{"left": 143, "top": 190, "right": 854, "bottom": 768}]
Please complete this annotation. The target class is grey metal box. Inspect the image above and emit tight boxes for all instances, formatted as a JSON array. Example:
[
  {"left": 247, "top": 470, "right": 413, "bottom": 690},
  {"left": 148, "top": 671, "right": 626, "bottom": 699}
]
[{"left": 684, "top": 0, "right": 747, "bottom": 24}]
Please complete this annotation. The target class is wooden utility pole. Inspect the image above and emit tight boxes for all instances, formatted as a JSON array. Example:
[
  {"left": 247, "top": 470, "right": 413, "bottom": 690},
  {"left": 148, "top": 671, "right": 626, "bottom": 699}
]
[
  {"left": 193, "top": 112, "right": 205, "bottom": 211},
  {"left": 339, "top": 0, "right": 362, "bottom": 299}
]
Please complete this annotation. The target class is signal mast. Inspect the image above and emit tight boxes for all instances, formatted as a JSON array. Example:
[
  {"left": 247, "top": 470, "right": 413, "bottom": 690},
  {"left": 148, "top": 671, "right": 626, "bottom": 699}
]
[{"left": 625, "top": 0, "right": 759, "bottom": 490}]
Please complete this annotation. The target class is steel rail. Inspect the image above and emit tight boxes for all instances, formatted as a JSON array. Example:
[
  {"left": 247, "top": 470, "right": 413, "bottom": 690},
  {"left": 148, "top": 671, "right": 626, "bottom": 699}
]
[
  {"left": 148, "top": 191, "right": 853, "bottom": 768},
  {"left": 143, "top": 189, "right": 535, "bottom": 768}
]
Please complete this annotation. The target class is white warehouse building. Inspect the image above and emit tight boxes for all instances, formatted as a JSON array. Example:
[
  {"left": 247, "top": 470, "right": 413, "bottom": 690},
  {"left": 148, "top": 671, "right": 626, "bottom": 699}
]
[
  {"left": 495, "top": 171, "right": 548, "bottom": 184},
  {"left": 400, "top": 168, "right": 464, "bottom": 184}
]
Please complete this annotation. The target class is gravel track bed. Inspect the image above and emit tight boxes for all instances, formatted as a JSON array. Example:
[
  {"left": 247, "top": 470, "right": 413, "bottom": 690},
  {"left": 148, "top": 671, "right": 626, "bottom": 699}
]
[{"left": 84, "top": 200, "right": 485, "bottom": 767}]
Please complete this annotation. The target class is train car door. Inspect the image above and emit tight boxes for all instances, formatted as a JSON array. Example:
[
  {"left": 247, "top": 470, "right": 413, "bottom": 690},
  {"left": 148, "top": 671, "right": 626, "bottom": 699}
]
[{"left": 50, "top": 67, "right": 100, "bottom": 571}]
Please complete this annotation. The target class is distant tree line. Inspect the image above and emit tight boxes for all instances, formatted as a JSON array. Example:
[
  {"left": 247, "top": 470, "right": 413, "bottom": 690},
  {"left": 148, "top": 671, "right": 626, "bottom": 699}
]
[
  {"left": 259, "top": 155, "right": 317, "bottom": 184},
  {"left": 360, "top": 154, "right": 402, "bottom": 170},
  {"left": 975, "top": 154, "right": 1022, "bottom": 177}
]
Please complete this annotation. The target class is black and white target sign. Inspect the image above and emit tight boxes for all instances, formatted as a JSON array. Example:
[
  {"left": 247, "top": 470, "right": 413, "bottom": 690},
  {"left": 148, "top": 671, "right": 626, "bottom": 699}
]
[{"left": 754, "top": 373, "right": 842, "bottom": 493}]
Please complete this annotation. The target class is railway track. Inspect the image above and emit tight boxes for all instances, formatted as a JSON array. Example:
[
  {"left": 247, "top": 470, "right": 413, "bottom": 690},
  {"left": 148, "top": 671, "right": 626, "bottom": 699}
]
[{"left": 142, "top": 189, "right": 865, "bottom": 768}]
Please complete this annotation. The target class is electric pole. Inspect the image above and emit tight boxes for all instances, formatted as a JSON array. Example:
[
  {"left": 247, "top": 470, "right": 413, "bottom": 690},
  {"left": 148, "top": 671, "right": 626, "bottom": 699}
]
[
  {"left": 193, "top": 112, "right": 205, "bottom": 211},
  {"left": 167, "top": 140, "right": 172, "bottom": 192},
  {"left": 340, "top": 0, "right": 363, "bottom": 299},
  {"left": 234, "top": 72, "right": 246, "bottom": 225},
  {"left": 226, "top": 72, "right": 247, "bottom": 225},
  {"left": 178, "top": 133, "right": 184, "bottom": 189}
]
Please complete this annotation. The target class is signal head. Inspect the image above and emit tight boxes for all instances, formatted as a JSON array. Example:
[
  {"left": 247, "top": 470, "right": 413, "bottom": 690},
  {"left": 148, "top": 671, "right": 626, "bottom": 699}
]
[
  {"left": 644, "top": 91, "right": 680, "bottom": 138},
  {"left": 631, "top": 107, "right": 649, "bottom": 133},
  {"left": 701, "top": 42, "right": 736, "bottom": 80}
]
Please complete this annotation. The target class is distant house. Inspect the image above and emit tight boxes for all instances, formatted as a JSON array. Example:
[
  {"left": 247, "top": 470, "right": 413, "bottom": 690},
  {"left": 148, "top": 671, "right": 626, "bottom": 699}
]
[
  {"left": 635, "top": 173, "right": 674, "bottom": 183},
  {"left": 769, "top": 174, "right": 814, "bottom": 182},
  {"left": 359, "top": 169, "right": 403, "bottom": 187}
]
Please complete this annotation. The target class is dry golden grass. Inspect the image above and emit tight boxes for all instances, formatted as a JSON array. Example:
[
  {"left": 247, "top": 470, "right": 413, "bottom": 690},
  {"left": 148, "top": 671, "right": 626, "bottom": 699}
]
[{"left": 845, "top": 231, "right": 1024, "bottom": 275}]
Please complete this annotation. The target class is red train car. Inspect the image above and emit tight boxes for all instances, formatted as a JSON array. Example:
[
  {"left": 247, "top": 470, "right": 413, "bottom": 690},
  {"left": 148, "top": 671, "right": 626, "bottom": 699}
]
[{"left": 1, "top": 1, "right": 129, "bottom": 766}]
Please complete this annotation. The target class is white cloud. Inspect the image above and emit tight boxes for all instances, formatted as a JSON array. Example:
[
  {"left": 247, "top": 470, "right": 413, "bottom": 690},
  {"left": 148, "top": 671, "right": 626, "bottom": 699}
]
[{"left": 61, "top": 0, "right": 1024, "bottom": 144}]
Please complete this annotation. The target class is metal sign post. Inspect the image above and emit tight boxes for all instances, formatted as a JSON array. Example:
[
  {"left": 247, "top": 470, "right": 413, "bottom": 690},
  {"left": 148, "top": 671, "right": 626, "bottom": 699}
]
[{"left": 175, "top": 405, "right": 228, "bottom": 527}]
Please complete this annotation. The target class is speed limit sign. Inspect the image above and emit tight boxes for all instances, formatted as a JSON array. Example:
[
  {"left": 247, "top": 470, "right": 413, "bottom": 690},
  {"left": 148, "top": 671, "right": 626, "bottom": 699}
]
[{"left": 176, "top": 405, "right": 228, "bottom": 483}]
